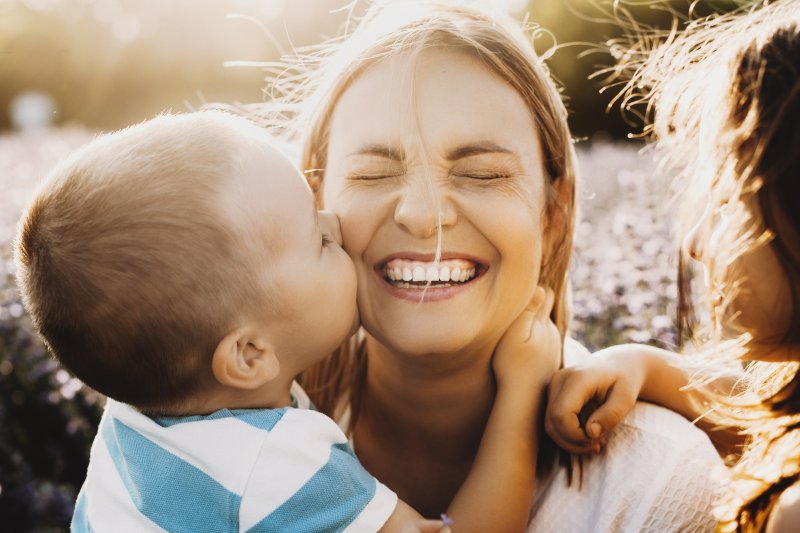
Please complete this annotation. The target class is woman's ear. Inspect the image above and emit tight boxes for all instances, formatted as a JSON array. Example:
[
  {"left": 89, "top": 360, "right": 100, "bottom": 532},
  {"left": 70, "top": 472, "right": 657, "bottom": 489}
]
[{"left": 211, "top": 328, "right": 281, "bottom": 389}]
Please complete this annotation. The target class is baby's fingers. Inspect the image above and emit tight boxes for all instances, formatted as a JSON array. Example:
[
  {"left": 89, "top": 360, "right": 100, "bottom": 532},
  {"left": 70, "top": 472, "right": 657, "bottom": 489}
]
[
  {"left": 545, "top": 371, "right": 599, "bottom": 453},
  {"left": 583, "top": 380, "right": 638, "bottom": 442}
]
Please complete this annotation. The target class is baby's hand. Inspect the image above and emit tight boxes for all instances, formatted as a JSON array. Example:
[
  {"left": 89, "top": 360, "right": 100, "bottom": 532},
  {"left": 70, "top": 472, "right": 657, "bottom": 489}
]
[
  {"left": 545, "top": 345, "right": 647, "bottom": 454},
  {"left": 492, "top": 287, "right": 561, "bottom": 391}
]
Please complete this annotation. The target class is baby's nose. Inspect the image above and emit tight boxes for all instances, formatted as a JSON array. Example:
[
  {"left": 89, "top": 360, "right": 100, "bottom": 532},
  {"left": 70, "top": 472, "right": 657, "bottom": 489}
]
[{"left": 319, "top": 210, "right": 343, "bottom": 246}]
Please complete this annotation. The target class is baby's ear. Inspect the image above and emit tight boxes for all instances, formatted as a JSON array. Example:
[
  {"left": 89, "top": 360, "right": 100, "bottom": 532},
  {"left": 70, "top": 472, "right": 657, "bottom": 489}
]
[{"left": 211, "top": 328, "right": 281, "bottom": 389}]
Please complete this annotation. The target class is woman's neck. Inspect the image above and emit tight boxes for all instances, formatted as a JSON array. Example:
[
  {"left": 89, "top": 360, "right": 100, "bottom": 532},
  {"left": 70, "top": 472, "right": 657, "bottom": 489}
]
[
  {"left": 352, "top": 334, "right": 498, "bottom": 516},
  {"left": 363, "top": 334, "right": 496, "bottom": 438}
]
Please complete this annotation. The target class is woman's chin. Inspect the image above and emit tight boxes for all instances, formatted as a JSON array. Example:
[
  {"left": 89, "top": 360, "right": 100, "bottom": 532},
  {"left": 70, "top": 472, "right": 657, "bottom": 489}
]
[{"left": 365, "top": 319, "right": 490, "bottom": 358}]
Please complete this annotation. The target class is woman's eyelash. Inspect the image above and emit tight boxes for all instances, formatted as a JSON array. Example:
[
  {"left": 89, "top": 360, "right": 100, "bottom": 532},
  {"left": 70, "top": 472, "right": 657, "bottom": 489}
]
[
  {"left": 453, "top": 172, "right": 510, "bottom": 180},
  {"left": 347, "top": 171, "right": 511, "bottom": 181},
  {"left": 321, "top": 234, "right": 333, "bottom": 247},
  {"left": 347, "top": 173, "right": 401, "bottom": 181}
]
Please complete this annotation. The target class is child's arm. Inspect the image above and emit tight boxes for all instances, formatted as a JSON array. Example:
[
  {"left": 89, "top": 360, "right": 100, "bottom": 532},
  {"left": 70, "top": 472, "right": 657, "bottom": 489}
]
[
  {"left": 445, "top": 288, "right": 559, "bottom": 532},
  {"left": 380, "top": 288, "right": 560, "bottom": 533},
  {"left": 545, "top": 343, "right": 746, "bottom": 457}
]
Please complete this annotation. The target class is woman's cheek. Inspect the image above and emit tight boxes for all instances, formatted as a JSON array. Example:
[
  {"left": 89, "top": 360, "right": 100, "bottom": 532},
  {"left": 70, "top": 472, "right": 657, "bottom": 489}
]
[
  {"left": 324, "top": 186, "right": 377, "bottom": 254},
  {"left": 471, "top": 190, "right": 543, "bottom": 258}
]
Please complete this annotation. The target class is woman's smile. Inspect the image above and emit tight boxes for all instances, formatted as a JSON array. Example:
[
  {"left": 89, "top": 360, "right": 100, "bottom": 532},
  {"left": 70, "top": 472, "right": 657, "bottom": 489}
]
[{"left": 375, "top": 252, "right": 489, "bottom": 302}]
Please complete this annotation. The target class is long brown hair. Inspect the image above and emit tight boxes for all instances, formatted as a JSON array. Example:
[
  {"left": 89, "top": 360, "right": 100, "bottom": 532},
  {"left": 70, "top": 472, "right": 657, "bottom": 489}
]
[{"left": 613, "top": 1, "right": 800, "bottom": 530}]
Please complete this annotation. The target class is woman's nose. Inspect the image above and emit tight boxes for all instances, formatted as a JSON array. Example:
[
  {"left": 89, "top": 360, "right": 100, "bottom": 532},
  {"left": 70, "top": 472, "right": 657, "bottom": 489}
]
[
  {"left": 682, "top": 204, "right": 709, "bottom": 262},
  {"left": 394, "top": 179, "right": 457, "bottom": 238},
  {"left": 319, "top": 210, "right": 343, "bottom": 246},
  {"left": 682, "top": 225, "right": 703, "bottom": 262}
]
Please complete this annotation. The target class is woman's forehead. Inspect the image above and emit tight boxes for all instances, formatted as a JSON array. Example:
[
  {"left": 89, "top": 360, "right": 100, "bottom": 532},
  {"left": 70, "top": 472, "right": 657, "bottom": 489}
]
[{"left": 327, "top": 48, "right": 539, "bottom": 160}]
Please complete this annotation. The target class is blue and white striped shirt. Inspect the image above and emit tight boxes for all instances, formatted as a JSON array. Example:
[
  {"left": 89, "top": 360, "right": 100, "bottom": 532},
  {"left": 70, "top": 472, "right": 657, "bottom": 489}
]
[{"left": 72, "top": 386, "right": 397, "bottom": 532}]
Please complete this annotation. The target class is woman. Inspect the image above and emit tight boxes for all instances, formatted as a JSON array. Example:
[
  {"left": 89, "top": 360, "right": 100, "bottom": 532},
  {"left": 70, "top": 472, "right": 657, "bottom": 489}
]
[
  {"left": 542, "top": 1, "right": 800, "bottom": 531},
  {"left": 257, "top": 1, "right": 722, "bottom": 530}
]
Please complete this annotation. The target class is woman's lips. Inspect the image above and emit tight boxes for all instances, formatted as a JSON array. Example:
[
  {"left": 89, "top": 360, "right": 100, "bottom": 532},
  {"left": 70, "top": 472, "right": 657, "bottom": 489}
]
[{"left": 373, "top": 254, "right": 488, "bottom": 302}]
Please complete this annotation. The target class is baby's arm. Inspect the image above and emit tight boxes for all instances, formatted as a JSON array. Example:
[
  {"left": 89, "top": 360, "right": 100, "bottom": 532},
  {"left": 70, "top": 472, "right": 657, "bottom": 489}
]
[
  {"left": 444, "top": 288, "right": 559, "bottom": 532},
  {"left": 545, "top": 343, "right": 745, "bottom": 457},
  {"left": 381, "top": 288, "right": 560, "bottom": 533}
]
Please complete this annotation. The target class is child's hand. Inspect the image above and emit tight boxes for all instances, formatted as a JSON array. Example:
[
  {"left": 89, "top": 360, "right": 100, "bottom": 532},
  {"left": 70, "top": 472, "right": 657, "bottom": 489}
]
[
  {"left": 545, "top": 345, "right": 647, "bottom": 454},
  {"left": 492, "top": 287, "right": 561, "bottom": 391}
]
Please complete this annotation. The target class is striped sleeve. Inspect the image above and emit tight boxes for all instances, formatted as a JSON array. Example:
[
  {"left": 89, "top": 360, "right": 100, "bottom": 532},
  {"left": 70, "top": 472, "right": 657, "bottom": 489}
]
[
  {"left": 75, "top": 401, "right": 285, "bottom": 532},
  {"left": 73, "top": 399, "right": 395, "bottom": 532},
  {"left": 240, "top": 408, "right": 397, "bottom": 532}
]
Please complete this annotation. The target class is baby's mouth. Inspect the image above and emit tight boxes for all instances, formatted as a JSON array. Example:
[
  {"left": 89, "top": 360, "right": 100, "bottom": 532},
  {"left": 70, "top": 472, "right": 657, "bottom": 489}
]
[{"left": 379, "top": 258, "right": 486, "bottom": 289}]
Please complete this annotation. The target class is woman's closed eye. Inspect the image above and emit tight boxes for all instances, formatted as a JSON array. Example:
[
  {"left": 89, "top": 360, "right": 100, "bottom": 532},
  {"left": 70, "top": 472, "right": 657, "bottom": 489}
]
[
  {"left": 345, "top": 158, "right": 405, "bottom": 182},
  {"left": 347, "top": 171, "right": 403, "bottom": 181},
  {"left": 451, "top": 170, "right": 511, "bottom": 180},
  {"left": 321, "top": 233, "right": 334, "bottom": 247},
  {"left": 346, "top": 163, "right": 405, "bottom": 181}
]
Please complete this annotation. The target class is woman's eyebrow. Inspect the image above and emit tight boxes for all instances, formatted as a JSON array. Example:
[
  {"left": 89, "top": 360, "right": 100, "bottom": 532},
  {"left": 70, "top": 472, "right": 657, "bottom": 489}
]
[
  {"left": 347, "top": 144, "right": 404, "bottom": 160},
  {"left": 446, "top": 142, "right": 514, "bottom": 161}
]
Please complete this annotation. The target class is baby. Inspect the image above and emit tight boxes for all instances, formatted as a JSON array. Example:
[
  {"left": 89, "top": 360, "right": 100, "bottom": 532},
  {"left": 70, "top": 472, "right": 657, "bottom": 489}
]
[{"left": 16, "top": 111, "right": 559, "bottom": 532}]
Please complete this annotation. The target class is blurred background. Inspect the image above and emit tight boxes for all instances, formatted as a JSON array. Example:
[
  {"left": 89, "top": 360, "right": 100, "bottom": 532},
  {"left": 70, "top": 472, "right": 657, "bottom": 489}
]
[
  {"left": 0, "top": 0, "right": 741, "bottom": 137},
  {"left": 0, "top": 0, "right": 742, "bottom": 530}
]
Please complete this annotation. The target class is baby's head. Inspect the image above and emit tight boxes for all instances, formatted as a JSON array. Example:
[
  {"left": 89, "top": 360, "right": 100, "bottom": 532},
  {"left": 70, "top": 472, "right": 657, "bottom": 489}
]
[{"left": 15, "top": 111, "right": 357, "bottom": 414}]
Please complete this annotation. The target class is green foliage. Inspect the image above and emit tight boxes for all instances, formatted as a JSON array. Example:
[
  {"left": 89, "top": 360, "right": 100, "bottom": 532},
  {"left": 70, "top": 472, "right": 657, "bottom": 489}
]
[
  {"left": 0, "top": 127, "right": 100, "bottom": 531},
  {"left": 0, "top": 303, "right": 102, "bottom": 531}
]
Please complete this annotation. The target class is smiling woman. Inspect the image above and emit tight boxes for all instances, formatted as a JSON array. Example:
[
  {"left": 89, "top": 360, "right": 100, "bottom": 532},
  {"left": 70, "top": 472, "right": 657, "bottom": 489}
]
[
  {"left": 250, "top": 1, "right": 722, "bottom": 530},
  {"left": 323, "top": 48, "right": 551, "bottom": 357}
]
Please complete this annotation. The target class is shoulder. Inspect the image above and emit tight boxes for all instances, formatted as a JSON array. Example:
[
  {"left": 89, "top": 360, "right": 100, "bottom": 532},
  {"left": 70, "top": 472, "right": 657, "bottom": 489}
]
[
  {"left": 616, "top": 399, "right": 717, "bottom": 450},
  {"left": 612, "top": 402, "right": 723, "bottom": 499},
  {"left": 530, "top": 401, "right": 722, "bottom": 532},
  {"left": 767, "top": 481, "right": 800, "bottom": 533},
  {"left": 242, "top": 406, "right": 398, "bottom": 531},
  {"left": 81, "top": 401, "right": 289, "bottom": 531},
  {"left": 610, "top": 402, "right": 723, "bottom": 498}
]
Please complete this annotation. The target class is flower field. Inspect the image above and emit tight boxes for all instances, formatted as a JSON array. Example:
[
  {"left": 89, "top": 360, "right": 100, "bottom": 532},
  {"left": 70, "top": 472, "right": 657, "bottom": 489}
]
[{"left": 0, "top": 127, "right": 680, "bottom": 528}]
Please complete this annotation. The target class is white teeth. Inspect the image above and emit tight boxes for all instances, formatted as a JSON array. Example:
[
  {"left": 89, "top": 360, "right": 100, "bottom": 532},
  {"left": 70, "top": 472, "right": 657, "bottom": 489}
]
[
  {"left": 383, "top": 259, "right": 481, "bottom": 286},
  {"left": 426, "top": 267, "right": 439, "bottom": 282},
  {"left": 464, "top": 269, "right": 472, "bottom": 281}
]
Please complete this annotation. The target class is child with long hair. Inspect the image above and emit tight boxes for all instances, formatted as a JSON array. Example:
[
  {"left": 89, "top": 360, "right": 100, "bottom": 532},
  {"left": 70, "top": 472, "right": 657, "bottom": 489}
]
[{"left": 545, "top": 1, "right": 800, "bottom": 531}]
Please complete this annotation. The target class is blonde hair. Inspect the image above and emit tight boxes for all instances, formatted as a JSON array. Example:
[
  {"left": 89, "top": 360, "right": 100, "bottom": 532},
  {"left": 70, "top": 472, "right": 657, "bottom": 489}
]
[
  {"left": 613, "top": 1, "right": 800, "bottom": 530},
  {"left": 15, "top": 111, "right": 270, "bottom": 414},
  {"left": 246, "top": 0, "right": 578, "bottom": 477}
]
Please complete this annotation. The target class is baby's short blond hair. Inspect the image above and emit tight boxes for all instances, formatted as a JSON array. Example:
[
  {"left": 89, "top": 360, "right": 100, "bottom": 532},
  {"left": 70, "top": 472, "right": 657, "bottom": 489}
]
[{"left": 16, "top": 111, "right": 270, "bottom": 413}]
